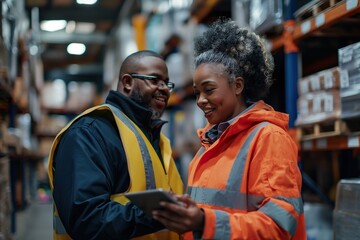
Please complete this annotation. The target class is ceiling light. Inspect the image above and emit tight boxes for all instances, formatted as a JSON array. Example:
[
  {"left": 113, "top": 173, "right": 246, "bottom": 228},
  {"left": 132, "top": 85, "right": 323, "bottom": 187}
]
[
  {"left": 67, "top": 43, "right": 86, "bottom": 55},
  {"left": 40, "top": 20, "right": 67, "bottom": 32},
  {"left": 76, "top": 0, "right": 98, "bottom": 5}
]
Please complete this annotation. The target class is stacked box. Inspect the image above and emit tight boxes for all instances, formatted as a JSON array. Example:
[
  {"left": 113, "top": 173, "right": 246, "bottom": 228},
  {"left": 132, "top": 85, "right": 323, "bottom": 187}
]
[
  {"left": 296, "top": 67, "right": 342, "bottom": 126},
  {"left": 333, "top": 179, "right": 360, "bottom": 240},
  {"left": 298, "top": 67, "right": 341, "bottom": 95},
  {"left": 338, "top": 41, "right": 360, "bottom": 119},
  {"left": 296, "top": 90, "right": 341, "bottom": 126},
  {"left": 0, "top": 155, "right": 12, "bottom": 240}
]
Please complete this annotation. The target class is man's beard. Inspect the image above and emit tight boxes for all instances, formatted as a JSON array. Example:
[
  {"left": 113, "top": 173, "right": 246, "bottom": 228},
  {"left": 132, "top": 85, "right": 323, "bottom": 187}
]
[{"left": 129, "top": 90, "right": 162, "bottom": 120}]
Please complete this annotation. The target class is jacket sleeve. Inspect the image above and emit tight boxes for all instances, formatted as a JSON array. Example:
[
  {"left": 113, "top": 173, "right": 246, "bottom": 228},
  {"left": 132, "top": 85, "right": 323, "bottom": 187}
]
[
  {"left": 201, "top": 129, "right": 303, "bottom": 240},
  {"left": 52, "top": 116, "right": 164, "bottom": 239}
]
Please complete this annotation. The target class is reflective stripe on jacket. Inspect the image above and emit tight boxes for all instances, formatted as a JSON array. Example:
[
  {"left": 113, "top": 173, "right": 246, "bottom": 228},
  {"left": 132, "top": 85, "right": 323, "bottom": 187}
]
[
  {"left": 186, "top": 101, "right": 306, "bottom": 240},
  {"left": 48, "top": 104, "right": 183, "bottom": 240}
]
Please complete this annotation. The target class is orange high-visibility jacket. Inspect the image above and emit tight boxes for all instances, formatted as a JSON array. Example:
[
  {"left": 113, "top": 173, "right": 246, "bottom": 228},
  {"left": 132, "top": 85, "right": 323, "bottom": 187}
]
[{"left": 186, "top": 101, "right": 306, "bottom": 240}]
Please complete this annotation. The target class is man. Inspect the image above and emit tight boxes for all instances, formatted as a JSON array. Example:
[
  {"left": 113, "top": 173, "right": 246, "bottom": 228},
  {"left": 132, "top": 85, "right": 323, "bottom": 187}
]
[{"left": 48, "top": 50, "right": 184, "bottom": 239}]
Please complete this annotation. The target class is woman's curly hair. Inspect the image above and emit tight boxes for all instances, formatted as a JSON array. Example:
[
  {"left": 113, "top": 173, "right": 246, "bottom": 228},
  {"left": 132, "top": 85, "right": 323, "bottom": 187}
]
[{"left": 194, "top": 18, "right": 274, "bottom": 102}]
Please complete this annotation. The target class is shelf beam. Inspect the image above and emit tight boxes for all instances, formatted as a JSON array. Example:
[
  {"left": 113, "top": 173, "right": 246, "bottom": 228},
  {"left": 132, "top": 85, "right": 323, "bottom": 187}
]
[
  {"left": 293, "top": 0, "right": 360, "bottom": 41},
  {"left": 270, "top": 0, "right": 360, "bottom": 52},
  {"left": 301, "top": 134, "right": 360, "bottom": 151}
]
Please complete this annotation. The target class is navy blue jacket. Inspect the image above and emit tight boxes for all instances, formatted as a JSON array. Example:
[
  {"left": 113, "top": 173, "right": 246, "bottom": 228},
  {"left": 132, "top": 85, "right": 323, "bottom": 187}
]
[{"left": 53, "top": 90, "right": 167, "bottom": 239}]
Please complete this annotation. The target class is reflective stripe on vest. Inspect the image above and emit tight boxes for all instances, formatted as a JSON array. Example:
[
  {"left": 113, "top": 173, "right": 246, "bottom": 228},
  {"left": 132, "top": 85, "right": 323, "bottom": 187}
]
[
  {"left": 106, "top": 104, "right": 156, "bottom": 189},
  {"left": 188, "top": 122, "right": 302, "bottom": 238}
]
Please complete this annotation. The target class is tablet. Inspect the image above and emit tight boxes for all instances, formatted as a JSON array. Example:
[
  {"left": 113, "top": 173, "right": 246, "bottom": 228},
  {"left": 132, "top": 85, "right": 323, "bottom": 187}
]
[{"left": 125, "top": 189, "right": 181, "bottom": 216}]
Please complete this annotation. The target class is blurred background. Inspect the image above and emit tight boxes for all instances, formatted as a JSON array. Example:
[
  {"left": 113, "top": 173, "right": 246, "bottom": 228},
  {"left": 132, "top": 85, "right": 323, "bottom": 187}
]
[{"left": 1, "top": 0, "right": 360, "bottom": 239}]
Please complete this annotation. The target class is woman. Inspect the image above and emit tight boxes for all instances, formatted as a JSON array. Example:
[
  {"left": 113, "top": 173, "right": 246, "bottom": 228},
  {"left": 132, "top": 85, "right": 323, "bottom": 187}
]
[{"left": 152, "top": 19, "right": 306, "bottom": 239}]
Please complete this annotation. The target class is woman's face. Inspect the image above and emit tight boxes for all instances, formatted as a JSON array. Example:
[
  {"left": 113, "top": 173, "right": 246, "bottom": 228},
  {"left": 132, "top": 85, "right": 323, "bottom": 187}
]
[{"left": 193, "top": 63, "right": 244, "bottom": 125}]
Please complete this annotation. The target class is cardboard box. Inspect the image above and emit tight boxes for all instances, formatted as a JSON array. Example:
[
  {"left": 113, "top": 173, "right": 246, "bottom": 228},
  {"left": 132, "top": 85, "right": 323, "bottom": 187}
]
[
  {"left": 298, "top": 67, "right": 341, "bottom": 95},
  {"left": 296, "top": 90, "right": 341, "bottom": 126}
]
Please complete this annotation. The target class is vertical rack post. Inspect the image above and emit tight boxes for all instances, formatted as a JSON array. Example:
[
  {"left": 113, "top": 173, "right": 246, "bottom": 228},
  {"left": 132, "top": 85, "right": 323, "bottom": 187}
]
[{"left": 283, "top": 0, "right": 299, "bottom": 128}]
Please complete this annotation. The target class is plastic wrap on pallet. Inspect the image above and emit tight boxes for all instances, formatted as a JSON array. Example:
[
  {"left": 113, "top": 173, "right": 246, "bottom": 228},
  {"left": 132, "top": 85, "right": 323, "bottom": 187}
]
[
  {"left": 335, "top": 179, "right": 360, "bottom": 213},
  {"left": 333, "top": 179, "right": 360, "bottom": 240},
  {"left": 338, "top": 41, "right": 360, "bottom": 119},
  {"left": 232, "top": 0, "right": 250, "bottom": 27},
  {"left": 341, "top": 90, "right": 360, "bottom": 119},
  {"left": 333, "top": 211, "right": 360, "bottom": 240},
  {"left": 249, "top": 0, "right": 283, "bottom": 34},
  {"left": 338, "top": 41, "right": 360, "bottom": 91}
]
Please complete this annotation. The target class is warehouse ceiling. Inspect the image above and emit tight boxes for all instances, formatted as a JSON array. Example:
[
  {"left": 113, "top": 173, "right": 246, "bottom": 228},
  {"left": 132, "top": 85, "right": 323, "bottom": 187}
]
[
  {"left": 23, "top": 0, "right": 232, "bottom": 91},
  {"left": 24, "top": 0, "right": 139, "bottom": 87}
]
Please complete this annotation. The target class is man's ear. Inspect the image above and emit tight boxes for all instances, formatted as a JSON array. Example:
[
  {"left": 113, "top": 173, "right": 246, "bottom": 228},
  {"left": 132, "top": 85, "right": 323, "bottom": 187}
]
[
  {"left": 118, "top": 74, "right": 133, "bottom": 93},
  {"left": 234, "top": 77, "right": 244, "bottom": 95}
]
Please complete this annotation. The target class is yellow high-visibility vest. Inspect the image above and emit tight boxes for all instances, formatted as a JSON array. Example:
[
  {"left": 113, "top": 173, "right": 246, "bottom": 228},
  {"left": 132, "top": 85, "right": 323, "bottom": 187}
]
[{"left": 48, "top": 104, "right": 183, "bottom": 240}]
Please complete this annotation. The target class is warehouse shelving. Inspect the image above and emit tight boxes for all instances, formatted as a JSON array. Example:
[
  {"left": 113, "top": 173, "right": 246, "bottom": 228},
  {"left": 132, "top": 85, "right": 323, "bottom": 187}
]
[
  {"left": 274, "top": 0, "right": 360, "bottom": 211},
  {"left": 270, "top": 0, "right": 360, "bottom": 52},
  {"left": 186, "top": 1, "right": 360, "bottom": 211},
  {"left": 301, "top": 133, "right": 360, "bottom": 151},
  {"left": 270, "top": 0, "right": 360, "bottom": 151},
  {"left": 180, "top": 0, "right": 360, "bottom": 145}
]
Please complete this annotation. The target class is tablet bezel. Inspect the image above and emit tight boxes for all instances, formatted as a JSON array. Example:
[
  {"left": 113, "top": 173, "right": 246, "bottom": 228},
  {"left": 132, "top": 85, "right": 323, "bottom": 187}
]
[{"left": 125, "top": 189, "right": 181, "bottom": 216}]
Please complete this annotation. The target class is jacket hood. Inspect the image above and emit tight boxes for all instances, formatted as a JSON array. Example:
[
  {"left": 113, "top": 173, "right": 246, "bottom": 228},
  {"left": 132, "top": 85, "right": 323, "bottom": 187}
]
[{"left": 198, "top": 101, "right": 289, "bottom": 141}]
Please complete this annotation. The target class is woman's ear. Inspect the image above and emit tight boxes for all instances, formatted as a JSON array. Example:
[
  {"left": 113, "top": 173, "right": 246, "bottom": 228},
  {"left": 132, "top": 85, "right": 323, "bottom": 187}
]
[{"left": 234, "top": 77, "right": 244, "bottom": 95}]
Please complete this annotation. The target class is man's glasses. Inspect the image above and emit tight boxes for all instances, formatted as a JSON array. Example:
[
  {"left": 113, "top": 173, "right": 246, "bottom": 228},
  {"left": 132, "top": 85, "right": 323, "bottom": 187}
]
[{"left": 130, "top": 73, "right": 175, "bottom": 92}]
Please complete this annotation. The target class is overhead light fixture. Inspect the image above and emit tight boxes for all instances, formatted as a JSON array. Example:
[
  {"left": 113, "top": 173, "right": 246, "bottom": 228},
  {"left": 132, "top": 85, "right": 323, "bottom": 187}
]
[
  {"left": 67, "top": 43, "right": 86, "bottom": 55},
  {"left": 76, "top": 0, "right": 98, "bottom": 5},
  {"left": 40, "top": 20, "right": 67, "bottom": 32}
]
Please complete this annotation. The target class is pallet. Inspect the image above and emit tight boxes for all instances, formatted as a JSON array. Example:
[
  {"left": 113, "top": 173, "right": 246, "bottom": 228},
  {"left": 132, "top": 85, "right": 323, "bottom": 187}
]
[
  {"left": 298, "top": 118, "right": 360, "bottom": 140},
  {"left": 294, "top": 0, "right": 344, "bottom": 22}
]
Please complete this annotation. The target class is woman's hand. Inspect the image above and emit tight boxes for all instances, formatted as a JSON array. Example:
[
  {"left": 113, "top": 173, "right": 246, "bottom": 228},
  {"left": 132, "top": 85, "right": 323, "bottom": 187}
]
[{"left": 152, "top": 194, "right": 204, "bottom": 234}]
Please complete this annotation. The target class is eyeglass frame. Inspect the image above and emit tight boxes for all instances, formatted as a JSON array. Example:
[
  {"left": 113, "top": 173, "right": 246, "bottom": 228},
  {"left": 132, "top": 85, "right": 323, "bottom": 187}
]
[{"left": 129, "top": 73, "right": 175, "bottom": 92}]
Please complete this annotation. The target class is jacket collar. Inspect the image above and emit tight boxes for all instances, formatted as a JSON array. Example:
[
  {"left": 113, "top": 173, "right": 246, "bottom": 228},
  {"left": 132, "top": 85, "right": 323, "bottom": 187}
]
[{"left": 105, "top": 90, "right": 167, "bottom": 131}]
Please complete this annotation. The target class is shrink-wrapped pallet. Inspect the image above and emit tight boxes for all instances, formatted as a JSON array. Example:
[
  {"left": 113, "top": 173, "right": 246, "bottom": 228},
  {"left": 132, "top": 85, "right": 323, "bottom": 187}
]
[
  {"left": 333, "top": 179, "right": 360, "bottom": 240},
  {"left": 338, "top": 42, "right": 360, "bottom": 88},
  {"left": 338, "top": 41, "right": 360, "bottom": 119}
]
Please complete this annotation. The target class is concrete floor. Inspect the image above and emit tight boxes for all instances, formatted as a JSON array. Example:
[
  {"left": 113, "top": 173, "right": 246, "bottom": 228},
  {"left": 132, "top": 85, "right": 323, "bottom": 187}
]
[{"left": 12, "top": 201, "right": 53, "bottom": 240}]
